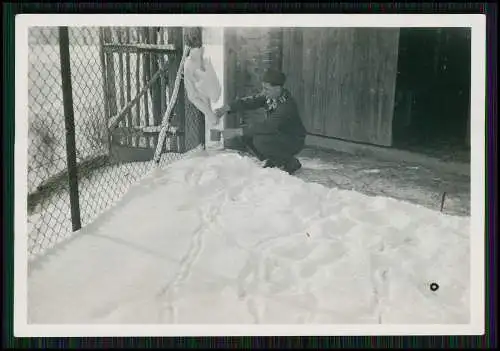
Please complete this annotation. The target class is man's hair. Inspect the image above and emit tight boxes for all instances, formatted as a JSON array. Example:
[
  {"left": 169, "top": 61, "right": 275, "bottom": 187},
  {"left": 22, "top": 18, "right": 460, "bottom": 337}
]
[
  {"left": 263, "top": 69, "right": 286, "bottom": 87},
  {"left": 184, "top": 27, "right": 202, "bottom": 48}
]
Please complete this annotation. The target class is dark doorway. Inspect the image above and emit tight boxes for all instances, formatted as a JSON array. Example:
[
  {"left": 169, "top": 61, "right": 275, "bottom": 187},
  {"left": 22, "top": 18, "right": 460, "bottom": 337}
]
[{"left": 392, "top": 28, "right": 471, "bottom": 163}]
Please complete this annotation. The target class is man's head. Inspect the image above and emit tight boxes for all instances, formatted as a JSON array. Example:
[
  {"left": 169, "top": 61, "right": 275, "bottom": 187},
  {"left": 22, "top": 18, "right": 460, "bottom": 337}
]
[{"left": 262, "top": 69, "right": 286, "bottom": 99}]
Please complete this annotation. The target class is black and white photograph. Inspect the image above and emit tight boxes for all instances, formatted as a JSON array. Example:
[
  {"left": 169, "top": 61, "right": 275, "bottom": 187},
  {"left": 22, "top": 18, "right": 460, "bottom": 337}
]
[{"left": 15, "top": 14, "right": 485, "bottom": 336}]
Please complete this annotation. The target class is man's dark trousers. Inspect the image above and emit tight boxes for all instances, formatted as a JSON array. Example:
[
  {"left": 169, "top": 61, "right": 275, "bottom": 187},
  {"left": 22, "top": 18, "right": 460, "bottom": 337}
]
[{"left": 230, "top": 134, "right": 305, "bottom": 165}]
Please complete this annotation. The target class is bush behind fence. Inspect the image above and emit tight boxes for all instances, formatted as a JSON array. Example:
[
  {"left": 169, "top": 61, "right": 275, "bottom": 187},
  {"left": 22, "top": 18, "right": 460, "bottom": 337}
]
[{"left": 27, "top": 26, "right": 204, "bottom": 258}]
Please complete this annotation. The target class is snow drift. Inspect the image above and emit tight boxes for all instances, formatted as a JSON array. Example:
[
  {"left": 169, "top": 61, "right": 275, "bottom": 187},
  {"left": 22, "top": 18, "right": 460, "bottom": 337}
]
[{"left": 28, "top": 151, "right": 470, "bottom": 324}]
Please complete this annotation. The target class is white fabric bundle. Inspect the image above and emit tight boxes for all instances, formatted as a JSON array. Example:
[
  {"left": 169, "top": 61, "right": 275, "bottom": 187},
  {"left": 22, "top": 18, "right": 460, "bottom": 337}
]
[
  {"left": 193, "top": 57, "right": 221, "bottom": 104},
  {"left": 183, "top": 48, "right": 222, "bottom": 129}
]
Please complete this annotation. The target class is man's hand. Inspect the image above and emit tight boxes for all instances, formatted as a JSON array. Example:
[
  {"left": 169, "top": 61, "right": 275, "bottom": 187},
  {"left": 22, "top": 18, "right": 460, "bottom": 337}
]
[
  {"left": 221, "top": 128, "right": 243, "bottom": 140},
  {"left": 214, "top": 105, "right": 231, "bottom": 119}
]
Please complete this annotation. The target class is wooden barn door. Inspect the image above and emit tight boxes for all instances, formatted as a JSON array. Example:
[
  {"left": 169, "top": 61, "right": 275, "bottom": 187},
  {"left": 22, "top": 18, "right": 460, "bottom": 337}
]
[{"left": 283, "top": 28, "right": 400, "bottom": 147}]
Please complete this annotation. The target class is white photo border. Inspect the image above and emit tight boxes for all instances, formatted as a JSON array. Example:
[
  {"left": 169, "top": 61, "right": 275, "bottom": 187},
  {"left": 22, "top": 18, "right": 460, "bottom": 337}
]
[{"left": 14, "top": 14, "right": 486, "bottom": 337}]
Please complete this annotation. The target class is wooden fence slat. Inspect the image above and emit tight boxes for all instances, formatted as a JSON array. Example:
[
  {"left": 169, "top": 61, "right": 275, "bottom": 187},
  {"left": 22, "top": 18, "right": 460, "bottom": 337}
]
[
  {"left": 125, "top": 28, "right": 132, "bottom": 145},
  {"left": 135, "top": 28, "right": 141, "bottom": 147},
  {"left": 142, "top": 28, "right": 151, "bottom": 147},
  {"left": 149, "top": 27, "right": 161, "bottom": 147},
  {"left": 118, "top": 28, "right": 126, "bottom": 144},
  {"left": 158, "top": 27, "right": 167, "bottom": 152},
  {"left": 159, "top": 28, "right": 166, "bottom": 113},
  {"left": 108, "top": 62, "right": 168, "bottom": 130}
]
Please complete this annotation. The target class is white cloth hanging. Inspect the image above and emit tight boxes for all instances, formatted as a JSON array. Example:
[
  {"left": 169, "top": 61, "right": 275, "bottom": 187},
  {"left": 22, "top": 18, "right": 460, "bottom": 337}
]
[
  {"left": 183, "top": 48, "right": 222, "bottom": 129},
  {"left": 193, "top": 56, "right": 221, "bottom": 104}
]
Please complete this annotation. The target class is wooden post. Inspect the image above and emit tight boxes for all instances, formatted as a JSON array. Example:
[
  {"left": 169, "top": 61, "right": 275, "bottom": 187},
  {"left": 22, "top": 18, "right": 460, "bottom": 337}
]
[
  {"left": 158, "top": 27, "right": 167, "bottom": 116},
  {"left": 158, "top": 27, "right": 167, "bottom": 152},
  {"left": 184, "top": 27, "right": 205, "bottom": 150},
  {"left": 223, "top": 28, "right": 239, "bottom": 149},
  {"left": 153, "top": 46, "right": 190, "bottom": 163},
  {"left": 168, "top": 27, "right": 185, "bottom": 152},
  {"left": 197, "top": 27, "right": 206, "bottom": 150},
  {"left": 223, "top": 28, "right": 235, "bottom": 128},
  {"left": 149, "top": 27, "right": 162, "bottom": 123},
  {"left": 149, "top": 27, "right": 162, "bottom": 147},
  {"left": 59, "top": 26, "right": 82, "bottom": 231},
  {"left": 142, "top": 27, "right": 151, "bottom": 147}
]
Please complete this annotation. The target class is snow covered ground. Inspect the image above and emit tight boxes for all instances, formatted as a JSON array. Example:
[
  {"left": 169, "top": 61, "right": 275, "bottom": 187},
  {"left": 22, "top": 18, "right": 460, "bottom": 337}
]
[
  {"left": 28, "top": 150, "right": 470, "bottom": 325},
  {"left": 27, "top": 152, "right": 189, "bottom": 257}
]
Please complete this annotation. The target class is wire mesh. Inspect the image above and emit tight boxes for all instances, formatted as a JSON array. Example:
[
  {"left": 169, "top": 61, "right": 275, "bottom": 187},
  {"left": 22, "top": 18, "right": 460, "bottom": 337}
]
[{"left": 27, "top": 26, "right": 205, "bottom": 259}]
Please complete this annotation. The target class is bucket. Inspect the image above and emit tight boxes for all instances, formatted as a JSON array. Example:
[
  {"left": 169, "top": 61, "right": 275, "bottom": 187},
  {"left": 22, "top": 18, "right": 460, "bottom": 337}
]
[{"left": 209, "top": 129, "right": 221, "bottom": 142}]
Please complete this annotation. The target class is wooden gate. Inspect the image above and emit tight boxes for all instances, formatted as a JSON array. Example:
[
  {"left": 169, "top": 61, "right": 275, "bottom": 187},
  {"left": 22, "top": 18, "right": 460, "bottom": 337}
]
[
  {"left": 282, "top": 28, "right": 400, "bottom": 147},
  {"left": 99, "top": 27, "right": 186, "bottom": 161}
]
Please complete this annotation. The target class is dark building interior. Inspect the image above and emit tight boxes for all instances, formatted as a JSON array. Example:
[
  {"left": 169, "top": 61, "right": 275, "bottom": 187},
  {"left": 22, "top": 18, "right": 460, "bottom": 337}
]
[{"left": 393, "top": 28, "right": 471, "bottom": 162}]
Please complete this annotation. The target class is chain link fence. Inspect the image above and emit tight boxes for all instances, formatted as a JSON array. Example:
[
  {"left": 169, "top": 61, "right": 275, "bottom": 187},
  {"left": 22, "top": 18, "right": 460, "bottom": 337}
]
[{"left": 27, "top": 26, "right": 205, "bottom": 259}]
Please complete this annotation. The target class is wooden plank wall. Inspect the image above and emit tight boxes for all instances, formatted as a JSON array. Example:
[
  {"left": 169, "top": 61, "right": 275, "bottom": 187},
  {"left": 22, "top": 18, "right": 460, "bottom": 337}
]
[
  {"left": 282, "top": 28, "right": 305, "bottom": 130},
  {"left": 282, "top": 28, "right": 400, "bottom": 147},
  {"left": 223, "top": 28, "right": 239, "bottom": 129}
]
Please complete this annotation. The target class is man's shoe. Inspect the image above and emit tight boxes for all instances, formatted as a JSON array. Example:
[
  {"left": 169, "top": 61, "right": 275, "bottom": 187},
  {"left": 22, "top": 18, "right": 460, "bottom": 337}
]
[
  {"left": 263, "top": 159, "right": 277, "bottom": 168},
  {"left": 282, "top": 157, "right": 302, "bottom": 175}
]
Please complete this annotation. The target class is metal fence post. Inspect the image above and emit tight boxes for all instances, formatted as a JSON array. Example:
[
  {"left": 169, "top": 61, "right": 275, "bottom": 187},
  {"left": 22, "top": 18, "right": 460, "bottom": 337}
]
[{"left": 59, "top": 27, "right": 82, "bottom": 232}]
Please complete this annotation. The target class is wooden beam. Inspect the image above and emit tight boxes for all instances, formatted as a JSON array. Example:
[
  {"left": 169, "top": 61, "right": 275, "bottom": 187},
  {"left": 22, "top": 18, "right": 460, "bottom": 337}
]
[
  {"left": 102, "top": 43, "right": 177, "bottom": 54},
  {"left": 153, "top": 44, "right": 190, "bottom": 163}
]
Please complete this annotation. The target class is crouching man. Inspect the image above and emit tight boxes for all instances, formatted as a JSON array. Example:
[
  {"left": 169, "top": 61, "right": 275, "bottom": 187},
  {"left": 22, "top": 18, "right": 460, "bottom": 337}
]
[{"left": 215, "top": 69, "right": 306, "bottom": 175}]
